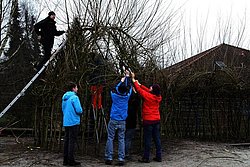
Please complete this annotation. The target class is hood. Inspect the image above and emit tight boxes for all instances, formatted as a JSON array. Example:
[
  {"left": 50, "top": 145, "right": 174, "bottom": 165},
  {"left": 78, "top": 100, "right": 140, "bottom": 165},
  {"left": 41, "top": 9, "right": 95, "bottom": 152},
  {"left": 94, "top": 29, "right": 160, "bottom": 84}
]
[
  {"left": 62, "top": 91, "right": 76, "bottom": 101},
  {"left": 153, "top": 95, "right": 162, "bottom": 103},
  {"left": 116, "top": 88, "right": 125, "bottom": 96}
]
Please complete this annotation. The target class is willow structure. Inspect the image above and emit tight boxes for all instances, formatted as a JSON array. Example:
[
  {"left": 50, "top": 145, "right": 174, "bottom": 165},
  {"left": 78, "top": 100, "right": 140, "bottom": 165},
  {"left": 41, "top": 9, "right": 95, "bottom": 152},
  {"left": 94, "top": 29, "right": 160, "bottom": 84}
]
[
  {"left": 4, "top": 1, "right": 250, "bottom": 156},
  {"left": 0, "top": 0, "right": 177, "bottom": 153},
  {"left": 161, "top": 44, "right": 250, "bottom": 142}
]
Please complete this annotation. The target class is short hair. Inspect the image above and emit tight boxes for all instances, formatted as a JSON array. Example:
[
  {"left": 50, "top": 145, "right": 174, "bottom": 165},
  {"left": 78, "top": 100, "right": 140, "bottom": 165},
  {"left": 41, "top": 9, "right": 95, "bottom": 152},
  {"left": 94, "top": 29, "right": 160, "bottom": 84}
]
[
  {"left": 66, "top": 82, "right": 77, "bottom": 91},
  {"left": 151, "top": 84, "right": 161, "bottom": 96},
  {"left": 118, "top": 82, "right": 128, "bottom": 94},
  {"left": 48, "top": 11, "right": 55, "bottom": 16}
]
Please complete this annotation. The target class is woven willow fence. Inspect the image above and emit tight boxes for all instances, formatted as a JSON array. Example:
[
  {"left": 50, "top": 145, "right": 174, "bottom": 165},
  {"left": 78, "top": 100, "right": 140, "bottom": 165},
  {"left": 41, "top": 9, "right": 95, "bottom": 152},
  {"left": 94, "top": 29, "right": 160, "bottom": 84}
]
[{"left": 162, "top": 97, "right": 250, "bottom": 142}]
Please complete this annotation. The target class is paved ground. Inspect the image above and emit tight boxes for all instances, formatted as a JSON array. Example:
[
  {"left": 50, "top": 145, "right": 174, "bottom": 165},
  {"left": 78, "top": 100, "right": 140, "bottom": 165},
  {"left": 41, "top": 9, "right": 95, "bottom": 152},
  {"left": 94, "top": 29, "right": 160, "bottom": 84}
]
[{"left": 1, "top": 137, "right": 250, "bottom": 167}]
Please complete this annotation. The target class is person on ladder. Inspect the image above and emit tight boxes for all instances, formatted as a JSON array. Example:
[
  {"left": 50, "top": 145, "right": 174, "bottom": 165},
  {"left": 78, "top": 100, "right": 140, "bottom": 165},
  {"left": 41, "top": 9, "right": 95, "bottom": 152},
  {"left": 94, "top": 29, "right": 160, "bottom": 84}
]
[{"left": 34, "top": 11, "right": 65, "bottom": 71}]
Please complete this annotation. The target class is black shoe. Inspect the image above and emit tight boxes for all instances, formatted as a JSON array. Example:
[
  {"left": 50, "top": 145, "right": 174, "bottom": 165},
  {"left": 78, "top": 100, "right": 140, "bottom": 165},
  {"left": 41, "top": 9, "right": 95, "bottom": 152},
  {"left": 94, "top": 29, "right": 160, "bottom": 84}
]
[
  {"left": 125, "top": 155, "right": 132, "bottom": 161},
  {"left": 117, "top": 161, "right": 124, "bottom": 166},
  {"left": 63, "top": 157, "right": 68, "bottom": 166},
  {"left": 105, "top": 160, "right": 112, "bottom": 165},
  {"left": 68, "top": 161, "right": 81, "bottom": 166},
  {"left": 63, "top": 161, "right": 68, "bottom": 166},
  {"left": 138, "top": 157, "right": 150, "bottom": 163},
  {"left": 153, "top": 157, "right": 162, "bottom": 162}
]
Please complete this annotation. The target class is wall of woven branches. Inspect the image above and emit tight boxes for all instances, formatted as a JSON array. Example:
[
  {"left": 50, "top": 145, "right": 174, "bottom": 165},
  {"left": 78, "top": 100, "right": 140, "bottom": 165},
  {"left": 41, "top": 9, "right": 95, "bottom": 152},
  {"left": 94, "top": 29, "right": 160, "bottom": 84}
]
[
  {"left": 0, "top": 0, "right": 176, "bottom": 153},
  {"left": 161, "top": 49, "right": 250, "bottom": 142},
  {"left": 29, "top": 15, "right": 164, "bottom": 152},
  {"left": 162, "top": 96, "right": 250, "bottom": 141},
  {"left": 3, "top": 1, "right": 250, "bottom": 155}
]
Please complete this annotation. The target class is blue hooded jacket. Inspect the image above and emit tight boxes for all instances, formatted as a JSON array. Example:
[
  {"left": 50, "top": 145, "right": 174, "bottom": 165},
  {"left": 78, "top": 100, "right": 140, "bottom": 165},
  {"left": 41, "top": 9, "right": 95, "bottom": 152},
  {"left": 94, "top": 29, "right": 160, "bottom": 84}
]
[
  {"left": 110, "top": 78, "right": 132, "bottom": 121},
  {"left": 62, "top": 91, "right": 83, "bottom": 126}
]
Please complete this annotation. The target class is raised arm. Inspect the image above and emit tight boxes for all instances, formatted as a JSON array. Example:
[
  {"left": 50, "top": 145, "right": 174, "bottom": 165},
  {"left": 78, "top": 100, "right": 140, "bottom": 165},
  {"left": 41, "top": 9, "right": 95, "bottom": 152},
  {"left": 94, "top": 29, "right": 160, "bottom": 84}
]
[
  {"left": 140, "top": 84, "right": 150, "bottom": 92},
  {"left": 133, "top": 81, "right": 150, "bottom": 99}
]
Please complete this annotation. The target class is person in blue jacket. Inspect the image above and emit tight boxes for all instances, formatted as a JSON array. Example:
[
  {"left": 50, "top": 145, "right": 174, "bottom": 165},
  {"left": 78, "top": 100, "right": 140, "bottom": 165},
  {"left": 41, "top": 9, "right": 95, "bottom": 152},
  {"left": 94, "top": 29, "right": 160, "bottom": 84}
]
[
  {"left": 62, "top": 82, "right": 83, "bottom": 166},
  {"left": 105, "top": 71, "right": 132, "bottom": 166}
]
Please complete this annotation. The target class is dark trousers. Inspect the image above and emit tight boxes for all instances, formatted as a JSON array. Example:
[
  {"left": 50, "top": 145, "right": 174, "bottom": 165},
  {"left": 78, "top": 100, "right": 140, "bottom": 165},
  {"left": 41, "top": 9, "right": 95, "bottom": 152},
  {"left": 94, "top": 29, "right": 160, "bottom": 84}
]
[
  {"left": 37, "top": 44, "right": 52, "bottom": 70},
  {"left": 64, "top": 125, "right": 79, "bottom": 163},
  {"left": 143, "top": 123, "right": 162, "bottom": 159},
  {"left": 125, "top": 128, "right": 136, "bottom": 156}
]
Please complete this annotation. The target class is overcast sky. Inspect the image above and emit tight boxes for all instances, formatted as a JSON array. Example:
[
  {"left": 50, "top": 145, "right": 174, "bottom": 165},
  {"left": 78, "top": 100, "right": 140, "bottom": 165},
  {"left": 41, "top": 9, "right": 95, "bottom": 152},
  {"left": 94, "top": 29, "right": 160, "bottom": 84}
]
[
  {"left": 35, "top": 0, "right": 250, "bottom": 61},
  {"left": 176, "top": 0, "right": 250, "bottom": 50}
]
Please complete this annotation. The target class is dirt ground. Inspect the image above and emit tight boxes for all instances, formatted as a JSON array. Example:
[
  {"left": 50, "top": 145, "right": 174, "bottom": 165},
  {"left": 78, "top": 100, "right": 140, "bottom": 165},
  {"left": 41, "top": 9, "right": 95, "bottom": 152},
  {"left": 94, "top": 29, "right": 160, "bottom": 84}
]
[{"left": 1, "top": 136, "right": 250, "bottom": 167}]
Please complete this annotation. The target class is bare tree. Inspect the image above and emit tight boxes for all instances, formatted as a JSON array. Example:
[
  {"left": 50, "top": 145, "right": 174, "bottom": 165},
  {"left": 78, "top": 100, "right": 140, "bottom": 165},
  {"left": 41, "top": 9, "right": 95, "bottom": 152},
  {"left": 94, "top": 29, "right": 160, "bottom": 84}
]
[
  {"left": 0, "top": 0, "right": 15, "bottom": 58},
  {"left": 31, "top": 0, "right": 182, "bottom": 150}
]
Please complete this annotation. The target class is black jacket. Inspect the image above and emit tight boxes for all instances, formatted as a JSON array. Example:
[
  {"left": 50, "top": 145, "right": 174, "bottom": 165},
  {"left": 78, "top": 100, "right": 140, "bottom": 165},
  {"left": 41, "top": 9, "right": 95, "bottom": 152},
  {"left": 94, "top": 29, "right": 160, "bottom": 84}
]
[
  {"left": 126, "top": 91, "right": 140, "bottom": 129},
  {"left": 88, "top": 53, "right": 106, "bottom": 85},
  {"left": 34, "top": 17, "right": 64, "bottom": 47}
]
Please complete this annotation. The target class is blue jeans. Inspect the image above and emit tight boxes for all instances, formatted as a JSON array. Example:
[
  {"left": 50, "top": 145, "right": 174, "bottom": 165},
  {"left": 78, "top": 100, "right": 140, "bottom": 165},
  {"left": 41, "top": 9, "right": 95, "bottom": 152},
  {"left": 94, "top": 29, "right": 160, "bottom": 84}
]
[
  {"left": 105, "top": 119, "right": 126, "bottom": 161},
  {"left": 143, "top": 123, "right": 162, "bottom": 159},
  {"left": 125, "top": 128, "right": 136, "bottom": 156}
]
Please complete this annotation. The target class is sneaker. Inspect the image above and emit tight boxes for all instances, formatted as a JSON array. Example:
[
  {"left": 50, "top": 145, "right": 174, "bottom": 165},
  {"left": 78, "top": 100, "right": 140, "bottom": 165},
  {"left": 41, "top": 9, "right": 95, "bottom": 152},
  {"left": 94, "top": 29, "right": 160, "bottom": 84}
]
[
  {"left": 105, "top": 160, "right": 113, "bottom": 165},
  {"left": 117, "top": 161, "right": 124, "bottom": 166},
  {"left": 153, "top": 157, "right": 162, "bottom": 162},
  {"left": 138, "top": 157, "right": 150, "bottom": 163},
  {"left": 68, "top": 161, "right": 81, "bottom": 166}
]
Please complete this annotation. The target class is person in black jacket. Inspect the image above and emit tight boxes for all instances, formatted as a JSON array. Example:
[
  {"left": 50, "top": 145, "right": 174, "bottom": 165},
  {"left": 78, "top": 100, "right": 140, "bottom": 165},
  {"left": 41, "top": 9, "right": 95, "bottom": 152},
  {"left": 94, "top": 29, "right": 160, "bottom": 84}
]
[
  {"left": 34, "top": 11, "right": 65, "bottom": 71},
  {"left": 125, "top": 87, "right": 140, "bottom": 160}
]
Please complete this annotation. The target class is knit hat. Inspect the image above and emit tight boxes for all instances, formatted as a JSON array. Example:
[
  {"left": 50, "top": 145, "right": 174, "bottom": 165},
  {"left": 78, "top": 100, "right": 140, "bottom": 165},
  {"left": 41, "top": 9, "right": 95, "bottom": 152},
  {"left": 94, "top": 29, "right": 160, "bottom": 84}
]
[
  {"left": 48, "top": 11, "right": 56, "bottom": 16},
  {"left": 152, "top": 84, "right": 161, "bottom": 96}
]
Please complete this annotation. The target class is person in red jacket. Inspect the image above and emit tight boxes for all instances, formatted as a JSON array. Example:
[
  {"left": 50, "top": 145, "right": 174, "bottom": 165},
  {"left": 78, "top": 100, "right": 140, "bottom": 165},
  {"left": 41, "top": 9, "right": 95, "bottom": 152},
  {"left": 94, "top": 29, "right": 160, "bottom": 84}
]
[{"left": 131, "top": 72, "right": 162, "bottom": 163}]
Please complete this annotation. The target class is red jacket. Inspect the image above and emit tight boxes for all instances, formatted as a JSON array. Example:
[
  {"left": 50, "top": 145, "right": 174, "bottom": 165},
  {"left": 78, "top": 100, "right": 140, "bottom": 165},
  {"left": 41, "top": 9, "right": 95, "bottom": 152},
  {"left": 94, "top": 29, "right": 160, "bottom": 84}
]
[{"left": 134, "top": 81, "right": 162, "bottom": 121}]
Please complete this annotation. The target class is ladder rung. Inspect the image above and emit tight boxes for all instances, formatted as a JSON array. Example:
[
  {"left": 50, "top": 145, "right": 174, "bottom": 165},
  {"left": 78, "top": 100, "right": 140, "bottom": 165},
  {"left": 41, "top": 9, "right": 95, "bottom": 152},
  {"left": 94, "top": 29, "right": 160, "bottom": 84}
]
[{"left": 0, "top": 40, "right": 67, "bottom": 119}]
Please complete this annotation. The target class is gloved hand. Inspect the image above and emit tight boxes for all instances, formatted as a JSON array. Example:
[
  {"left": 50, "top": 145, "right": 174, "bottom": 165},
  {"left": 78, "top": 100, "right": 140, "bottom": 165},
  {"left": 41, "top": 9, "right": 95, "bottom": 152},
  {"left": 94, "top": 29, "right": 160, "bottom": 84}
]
[{"left": 125, "top": 70, "right": 130, "bottom": 77}]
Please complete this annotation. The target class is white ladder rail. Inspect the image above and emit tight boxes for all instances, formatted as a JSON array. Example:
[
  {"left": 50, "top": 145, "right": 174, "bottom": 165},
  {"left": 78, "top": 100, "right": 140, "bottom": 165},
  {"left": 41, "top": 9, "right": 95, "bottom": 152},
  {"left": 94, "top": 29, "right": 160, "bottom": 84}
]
[{"left": 0, "top": 40, "right": 67, "bottom": 118}]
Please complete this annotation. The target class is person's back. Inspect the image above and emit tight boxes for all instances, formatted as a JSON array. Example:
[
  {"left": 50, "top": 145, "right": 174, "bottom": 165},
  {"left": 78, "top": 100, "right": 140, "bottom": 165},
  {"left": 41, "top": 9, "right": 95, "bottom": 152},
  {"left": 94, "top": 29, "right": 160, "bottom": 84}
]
[
  {"left": 125, "top": 88, "right": 140, "bottom": 159},
  {"left": 126, "top": 90, "right": 140, "bottom": 129},
  {"left": 133, "top": 83, "right": 162, "bottom": 122},
  {"left": 62, "top": 91, "right": 82, "bottom": 126},
  {"left": 105, "top": 76, "right": 132, "bottom": 166},
  {"left": 110, "top": 82, "right": 132, "bottom": 121},
  {"left": 131, "top": 72, "right": 163, "bottom": 163}
]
